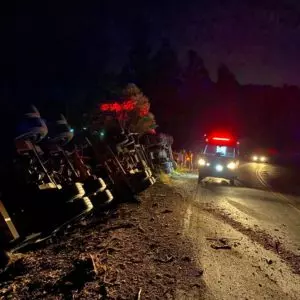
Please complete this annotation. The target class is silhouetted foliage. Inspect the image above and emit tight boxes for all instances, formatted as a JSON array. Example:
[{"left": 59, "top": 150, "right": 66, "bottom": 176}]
[{"left": 12, "top": 12, "right": 300, "bottom": 152}]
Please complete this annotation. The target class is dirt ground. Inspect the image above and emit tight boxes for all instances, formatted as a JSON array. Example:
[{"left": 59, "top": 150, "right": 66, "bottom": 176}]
[
  {"left": 0, "top": 181, "right": 209, "bottom": 300},
  {"left": 1, "top": 174, "right": 299, "bottom": 300}
]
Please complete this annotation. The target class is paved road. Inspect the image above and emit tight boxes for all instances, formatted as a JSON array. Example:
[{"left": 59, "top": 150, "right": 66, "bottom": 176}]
[
  {"left": 200, "top": 162, "right": 300, "bottom": 254},
  {"left": 175, "top": 163, "right": 300, "bottom": 299}
]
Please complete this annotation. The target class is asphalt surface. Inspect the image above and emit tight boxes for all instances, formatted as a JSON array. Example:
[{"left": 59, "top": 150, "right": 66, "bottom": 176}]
[
  {"left": 203, "top": 162, "right": 300, "bottom": 254},
  {"left": 173, "top": 162, "right": 300, "bottom": 299}
]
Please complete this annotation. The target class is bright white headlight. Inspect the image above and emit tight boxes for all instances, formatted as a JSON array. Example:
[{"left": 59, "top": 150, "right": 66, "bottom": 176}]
[
  {"left": 227, "top": 162, "right": 236, "bottom": 169},
  {"left": 253, "top": 156, "right": 258, "bottom": 161},
  {"left": 198, "top": 158, "right": 206, "bottom": 166},
  {"left": 260, "top": 156, "right": 266, "bottom": 162},
  {"left": 216, "top": 164, "right": 223, "bottom": 172}
]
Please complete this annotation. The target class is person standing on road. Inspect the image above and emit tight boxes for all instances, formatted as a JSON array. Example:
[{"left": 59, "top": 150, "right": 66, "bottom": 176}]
[
  {"left": 189, "top": 151, "right": 194, "bottom": 171},
  {"left": 185, "top": 150, "right": 193, "bottom": 171},
  {"left": 183, "top": 149, "right": 187, "bottom": 168},
  {"left": 181, "top": 149, "right": 186, "bottom": 168},
  {"left": 177, "top": 150, "right": 183, "bottom": 168},
  {"left": 185, "top": 150, "right": 191, "bottom": 169}
]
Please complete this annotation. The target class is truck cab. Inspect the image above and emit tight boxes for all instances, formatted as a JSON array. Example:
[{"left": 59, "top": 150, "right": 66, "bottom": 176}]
[{"left": 198, "top": 134, "right": 239, "bottom": 185}]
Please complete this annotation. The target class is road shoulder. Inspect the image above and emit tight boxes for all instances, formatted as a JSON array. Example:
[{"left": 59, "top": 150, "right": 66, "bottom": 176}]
[
  {"left": 0, "top": 182, "right": 208, "bottom": 299},
  {"left": 171, "top": 173, "right": 300, "bottom": 300}
]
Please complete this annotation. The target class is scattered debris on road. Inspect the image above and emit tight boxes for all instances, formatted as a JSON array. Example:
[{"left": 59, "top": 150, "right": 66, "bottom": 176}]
[{"left": 206, "top": 237, "right": 233, "bottom": 250}]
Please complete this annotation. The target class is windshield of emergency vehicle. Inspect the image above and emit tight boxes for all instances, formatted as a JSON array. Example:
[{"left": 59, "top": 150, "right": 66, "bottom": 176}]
[{"left": 203, "top": 145, "right": 236, "bottom": 158}]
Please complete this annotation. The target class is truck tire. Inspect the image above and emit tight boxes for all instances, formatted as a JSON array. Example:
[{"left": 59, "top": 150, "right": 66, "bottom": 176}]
[
  {"left": 89, "top": 189, "right": 114, "bottom": 208},
  {"left": 83, "top": 177, "right": 106, "bottom": 195},
  {"left": 63, "top": 182, "right": 86, "bottom": 202}
]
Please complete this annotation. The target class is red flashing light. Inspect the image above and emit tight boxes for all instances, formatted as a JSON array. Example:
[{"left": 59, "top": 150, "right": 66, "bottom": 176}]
[
  {"left": 205, "top": 132, "right": 238, "bottom": 146},
  {"left": 212, "top": 137, "right": 231, "bottom": 141},
  {"left": 100, "top": 99, "right": 136, "bottom": 112},
  {"left": 111, "top": 103, "right": 122, "bottom": 112},
  {"left": 100, "top": 104, "right": 110, "bottom": 111},
  {"left": 123, "top": 100, "right": 135, "bottom": 111}
]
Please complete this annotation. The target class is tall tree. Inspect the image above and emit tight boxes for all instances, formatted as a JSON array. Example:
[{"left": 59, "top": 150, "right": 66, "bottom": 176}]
[
  {"left": 120, "top": 17, "right": 152, "bottom": 92},
  {"left": 208, "top": 63, "right": 241, "bottom": 133},
  {"left": 150, "top": 39, "right": 182, "bottom": 136},
  {"left": 184, "top": 50, "right": 211, "bottom": 88},
  {"left": 180, "top": 50, "right": 213, "bottom": 146},
  {"left": 121, "top": 83, "right": 157, "bottom": 135}
]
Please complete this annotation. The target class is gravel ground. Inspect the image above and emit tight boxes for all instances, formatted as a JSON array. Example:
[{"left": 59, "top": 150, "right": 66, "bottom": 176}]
[{"left": 0, "top": 182, "right": 208, "bottom": 300}]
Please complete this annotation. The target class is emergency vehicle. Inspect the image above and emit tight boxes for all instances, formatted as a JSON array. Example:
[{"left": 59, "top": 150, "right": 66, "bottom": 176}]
[
  {"left": 198, "top": 133, "right": 239, "bottom": 185},
  {"left": 251, "top": 154, "right": 267, "bottom": 163},
  {"left": 251, "top": 149, "right": 268, "bottom": 163}
]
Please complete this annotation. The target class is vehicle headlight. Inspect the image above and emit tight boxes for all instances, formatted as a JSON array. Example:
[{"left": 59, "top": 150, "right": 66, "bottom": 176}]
[
  {"left": 198, "top": 158, "right": 206, "bottom": 166},
  {"left": 216, "top": 164, "right": 223, "bottom": 172},
  {"left": 260, "top": 156, "right": 266, "bottom": 162},
  {"left": 227, "top": 162, "right": 237, "bottom": 169},
  {"left": 252, "top": 156, "right": 258, "bottom": 161}
]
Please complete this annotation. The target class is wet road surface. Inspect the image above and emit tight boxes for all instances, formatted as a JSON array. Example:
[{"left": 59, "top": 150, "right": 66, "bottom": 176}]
[
  {"left": 173, "top": 162, "right": 300, "bottom": 299},
  {"left": 203, "top": 162, "right": 300, "bottom": 254}
]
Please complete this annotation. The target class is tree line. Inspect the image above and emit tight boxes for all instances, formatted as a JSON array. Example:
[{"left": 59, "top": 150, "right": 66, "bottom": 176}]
[
  {"left": 84, "top": 39, "right": 300, "bottom": 152},
  {"left": 13, "top": 26, "right": 300, "bottom": 152}
]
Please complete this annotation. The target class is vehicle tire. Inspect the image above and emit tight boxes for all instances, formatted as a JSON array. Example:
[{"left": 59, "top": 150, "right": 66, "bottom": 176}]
[
  {"left": 89, "top": 189, "right": 114, "bottom": 208},
  {"left": 132, "top": 170, "right": 148, "bottom": 181},
  {"left": 66, "top": 196, "right": 93, "bottom": 218},
  {"left": 149, "top": 176, "right": 156, "bottom": 184},
  {"left": 133, "top": 177, "right": 152, "bottom": 194},
  {"left": 63, "top": 182, "right": 86, "bottom": 202},
  {"left": 83, "top": 177, "right": 106, "bottom": 195},
  {"left": 41, "top": 197, "right": 94, "bottom": 238}
]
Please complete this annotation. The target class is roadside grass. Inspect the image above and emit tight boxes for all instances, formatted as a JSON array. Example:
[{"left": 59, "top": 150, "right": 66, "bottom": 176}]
[
  {"left": 158, "top": 166, "right": 192, "bottom": 185},
  {"left": 173, "top": 166, "right": 187, "bottom": 174},
  {"left": 159, "top": 171, "right": 172, "bottom": 185}
]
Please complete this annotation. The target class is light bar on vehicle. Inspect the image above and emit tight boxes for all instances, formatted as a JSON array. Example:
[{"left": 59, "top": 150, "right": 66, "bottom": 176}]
[{"left": 212, "top": 137, "right": 231, "bottom": 141}]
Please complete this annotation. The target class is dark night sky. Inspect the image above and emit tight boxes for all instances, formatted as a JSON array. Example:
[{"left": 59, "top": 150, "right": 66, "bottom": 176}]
[
  {"left": 15, "top": 0, "right": 300, "bottom": 87},
  {"left": 96, "top": 0, "right": 300, "bottom": 86}
]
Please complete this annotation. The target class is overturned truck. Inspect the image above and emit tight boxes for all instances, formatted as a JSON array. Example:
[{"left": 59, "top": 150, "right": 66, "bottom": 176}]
[
  {"left": 141, "top": 133, "right": 175, "bottom": 174},
  {"left": 0, "top": 102, "right": 157, "bottom": 268}
]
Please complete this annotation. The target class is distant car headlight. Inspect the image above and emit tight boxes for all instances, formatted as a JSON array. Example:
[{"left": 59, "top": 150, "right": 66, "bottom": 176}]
[
  {"left": 216, "top": 164, "right": 223, "bottom": 172},
  {"left": 198, "top": 158, "right": 206, "bottom": 166},
  {"left": 260, "top": 156, "right": 266, "bottom": 162},
  {"left": 227, "top": 162, "right": 237, "bottom": 169},
  {"left": 252, "top": 156, "right": 258, "bottom": 161}
]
